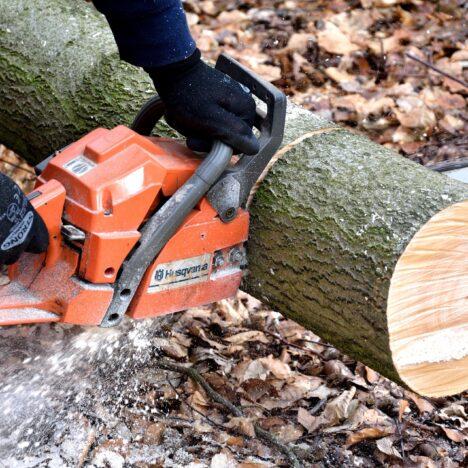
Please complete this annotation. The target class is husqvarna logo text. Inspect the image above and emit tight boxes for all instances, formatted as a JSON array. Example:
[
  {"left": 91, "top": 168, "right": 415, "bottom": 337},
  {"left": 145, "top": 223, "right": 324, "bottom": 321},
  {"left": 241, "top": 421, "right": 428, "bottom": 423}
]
[{"left": 149, "top": 254, "right": 212, "bottom": 293}]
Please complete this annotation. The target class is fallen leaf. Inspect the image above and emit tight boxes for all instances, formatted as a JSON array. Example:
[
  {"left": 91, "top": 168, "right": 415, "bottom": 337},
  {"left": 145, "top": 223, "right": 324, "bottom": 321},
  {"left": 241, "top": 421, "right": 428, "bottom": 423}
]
[
  {"left": 356, "top": 97, "right": 395, "bottom": 119},
  {"left": 441, "top": 427, "right": 465, "bottom": 443},
  {"left": 251, "top": 64, "right": 282, "bottom": 82},
  {"left": 398, "top": 400, "right": 410, "bottom": 421},
  {"left": 406, "top": 391, "right": 435, "bottom": 414},
  {"left": 200, "top": 0, "right": 218, "bottom": 16},
  {"left": 226, "top": 436, "right": 244, "bottom": 447},
  {"left": 258, "top": 416, "right": 285, "bottom": 430},
  {"left": 194, "top": 419, "right": 213, "bottom": 434},
  {"left": 421, "top": 89, "right": 466, "bottom": 110},
  {"left": 408, "top": 455, "right": 437, "bottom": 467},
  {"left": 347, "top": 403, "right": 394, "bottom": 429},
  {"left": 317, "top": 22, "right": 360, "bottom": 55},
  {"left": 225, "top": 331, "right": 269, "bottom": 345},
  {"left": 240, "top": 359, "right": 269, "bottom": 382},
  {"left": 438, "top": 403, "right": 468, "bottom": 429},
  {"left": 323, "top": 360, "right": 368, "bottom": 387},
  {"left": 392, "top": 125, "right": 417, "bottom": 144},
  {"left": 286, "top": 33, "right": 314, "bottom": 52},
  {"left": 325, "top": 67, "right": 361, "bottom": 91},
  {"left": 217, "top": 10, "right": 248, "bottom": 25},
  {"left": 298, "top": 407, "right": 318, "bottom": 432},
  {"left": 187, "top": 390, "right": 211, "bottom": 414},
  {"left": 186, "top": 12, "right": 200, "bottom": 26},
  {"left": 215, "top": 299, "right": 249, "bottom": 325},
  {"left": 369, "top": 29, "right": 412, "bottom": 54},
  {"left": 376, "top": 436, "right": 402, "bottom": 459},
  {"left": 280, "top": 375, "right": 324, "bottom": 402},
  {"left": 259, "top": 397, "right": 297, "bottom": 410},
  {"left": 189, "top": 327, "right": 225, "bottom": 350},
  {"left": 346, "top": 426, "right": 395, "bottom": 446},
  {"left": 259, "top": 355, "right": 292, "bottom": 380},
  {"left": 241, "top": 379, "right": 276, "bottom": 402},
  {"left": 143, "top": 422, "right": 165, "bottom": 445},
  {"left": 153, "top": 337, "right": 188, "bottom": 359},
  {"left": 272, "top": 424, "right": 303, "bottom": 443},
  {"left": 365, "top": 366, "right": 380, "bottom": 384},
  {"left": 395, "top": 97, "right": 436, "bottom": 129},
  {"left": 439, "top": 114, "right": 464, "bottom": 134},
  {"left": 225, "top": 416, "right": 256, "bottom": 437},
  {"left": 315, "top": 387, "right": 357, "bottom": 430}
]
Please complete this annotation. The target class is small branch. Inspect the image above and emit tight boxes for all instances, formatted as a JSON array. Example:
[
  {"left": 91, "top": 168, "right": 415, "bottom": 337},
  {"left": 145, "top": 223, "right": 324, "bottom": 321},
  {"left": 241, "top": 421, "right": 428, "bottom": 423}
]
[
  {"left": 405, "top": 53, "right": 468, "bottom": 88},
  {"left": 394, "top": 418, "right": 406, "bottom": 462},
  {"left": 300, "top": 337, "right": 335, "bottom": 349},
  {"left": 309, "top": 398, "right": 327, "bottom": 416},
  {"left": 155, "top": 358, "right": 301, "bottom": 468},
  {"left": 264, "top": 329, "right": 323, "bottom": 356},
  {"left": 404, "top": 419, "right": 438, "bottom": 433},
  {"left": 166, "top": 377, "right": 226, "bottom": 430},
  {"left": 77, "top": 428, "right": 96, "bottom": 468}
]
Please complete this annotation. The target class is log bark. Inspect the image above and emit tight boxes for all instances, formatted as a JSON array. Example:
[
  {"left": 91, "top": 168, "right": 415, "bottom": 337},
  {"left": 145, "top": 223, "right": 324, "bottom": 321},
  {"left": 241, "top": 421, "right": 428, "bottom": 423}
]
[{"left": 1, "top": 0, "right": 467, "bottom": 397}]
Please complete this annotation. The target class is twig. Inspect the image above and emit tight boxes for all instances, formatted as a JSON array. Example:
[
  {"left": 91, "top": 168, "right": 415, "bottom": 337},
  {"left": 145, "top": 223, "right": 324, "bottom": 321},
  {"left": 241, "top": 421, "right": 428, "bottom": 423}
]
[
  {"left": 155, "top": 358, "right": 301, "bottom": 468},
  {"left": 263, "top": 329, "right": 323, "bottom": 356},
  {"left": 300, "top": 337, "right": 335, "bottom": 348},
  {"left": 309, "top": 398, "right": 327, "bottom": 416},
  {"left": 77, "top": 428, "right": 96, "bottom": 468},
  {"left": 404, "top": 419, "right": 438, "bottom": 433},
  {"left": 394, "top": 418, "right": 406, "bottom": 462},
  {"left": 405, "top": 53, "right": 468, "bottom": 88},
  {"left": 166, "top": 377, "right": 226, "bottom": 430},
  {"left": 0, "top": 158, "right": 35, "bottom": 174}
]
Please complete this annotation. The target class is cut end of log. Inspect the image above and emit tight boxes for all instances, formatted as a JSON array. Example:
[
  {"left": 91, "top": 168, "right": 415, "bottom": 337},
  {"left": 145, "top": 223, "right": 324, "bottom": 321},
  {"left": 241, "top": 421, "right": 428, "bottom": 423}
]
[{"left": 388, "top": 200, "right": 468, "bottom": 397}]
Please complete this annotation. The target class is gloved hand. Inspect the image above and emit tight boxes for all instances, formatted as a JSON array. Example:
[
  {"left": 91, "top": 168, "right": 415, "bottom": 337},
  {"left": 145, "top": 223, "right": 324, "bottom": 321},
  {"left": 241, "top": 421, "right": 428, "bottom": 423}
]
[
  {"left": 146, "top": 49, "right": 259, "bottom": 155},
  {"left": 0, "top": 174, "right": 49, "bottom": 266}
]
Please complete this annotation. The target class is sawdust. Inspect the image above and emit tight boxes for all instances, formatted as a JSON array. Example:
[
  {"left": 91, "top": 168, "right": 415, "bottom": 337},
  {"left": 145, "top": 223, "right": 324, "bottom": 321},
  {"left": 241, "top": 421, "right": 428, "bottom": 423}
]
[{"left": 0, "top": 317, "right": 175, "bottom": 466}]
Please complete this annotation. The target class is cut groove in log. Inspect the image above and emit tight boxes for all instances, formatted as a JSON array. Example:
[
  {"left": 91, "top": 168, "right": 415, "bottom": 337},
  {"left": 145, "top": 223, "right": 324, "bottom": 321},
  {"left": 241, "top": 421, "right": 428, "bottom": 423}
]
[{"left": 388, "top": 200, "right": 468, "bottom": 397}]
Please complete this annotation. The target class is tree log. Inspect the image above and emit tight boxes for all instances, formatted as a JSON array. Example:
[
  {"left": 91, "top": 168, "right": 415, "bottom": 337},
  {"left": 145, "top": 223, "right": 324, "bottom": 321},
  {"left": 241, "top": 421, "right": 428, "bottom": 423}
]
[{"left": 1, "top": 0, "right": 467, "bottom": 397}]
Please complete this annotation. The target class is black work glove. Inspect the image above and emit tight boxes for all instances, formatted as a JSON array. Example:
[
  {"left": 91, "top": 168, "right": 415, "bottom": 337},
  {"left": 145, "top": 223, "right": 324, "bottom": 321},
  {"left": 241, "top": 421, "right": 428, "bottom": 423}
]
[
  {"left": 146, "top": 49, "right": 259, "bottom": 155},
  {"left": 0, "top": 173, "right": 49, "bottom": 266}
]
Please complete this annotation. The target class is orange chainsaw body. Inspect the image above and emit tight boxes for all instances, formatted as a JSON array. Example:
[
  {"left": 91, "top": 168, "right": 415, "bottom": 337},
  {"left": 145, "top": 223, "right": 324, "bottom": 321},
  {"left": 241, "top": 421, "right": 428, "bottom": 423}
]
[{"left": 0, "top": 126, "right": 248, "bottom": 326}]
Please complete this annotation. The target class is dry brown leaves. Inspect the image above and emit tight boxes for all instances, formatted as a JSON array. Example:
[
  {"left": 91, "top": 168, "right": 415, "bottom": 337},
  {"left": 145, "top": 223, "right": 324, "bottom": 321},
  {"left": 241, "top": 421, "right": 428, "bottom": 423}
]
[
  {"left": 69, "top": 282, "right": 456, "bottom": 466},
  {"left": 185, "top": 0, "right": 467, "bottom": 167},
  {"left": 134, "top": 291, "right": 467, "bottom": 466}
]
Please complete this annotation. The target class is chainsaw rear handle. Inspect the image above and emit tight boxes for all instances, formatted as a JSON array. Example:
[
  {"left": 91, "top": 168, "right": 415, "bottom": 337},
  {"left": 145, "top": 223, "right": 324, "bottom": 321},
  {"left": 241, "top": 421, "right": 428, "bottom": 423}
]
[{"left": 132, "top": 53, "right": 287, "bottom": 222}]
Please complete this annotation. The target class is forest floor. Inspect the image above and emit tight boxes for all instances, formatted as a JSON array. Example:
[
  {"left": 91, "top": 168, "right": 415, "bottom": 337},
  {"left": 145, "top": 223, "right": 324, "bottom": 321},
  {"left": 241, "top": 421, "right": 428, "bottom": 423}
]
[{"left": 0, "top": 0, "right": 467, "bottom": 467}]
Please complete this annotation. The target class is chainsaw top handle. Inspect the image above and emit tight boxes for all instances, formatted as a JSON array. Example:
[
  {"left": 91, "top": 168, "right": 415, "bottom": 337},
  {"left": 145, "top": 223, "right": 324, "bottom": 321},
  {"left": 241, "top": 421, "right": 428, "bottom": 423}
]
[
  {"left": 100, "top": 54, "right": 286, "bottom": 327},
  {"left": 131, "top": 53, "right": 287, "bottom": 222}
]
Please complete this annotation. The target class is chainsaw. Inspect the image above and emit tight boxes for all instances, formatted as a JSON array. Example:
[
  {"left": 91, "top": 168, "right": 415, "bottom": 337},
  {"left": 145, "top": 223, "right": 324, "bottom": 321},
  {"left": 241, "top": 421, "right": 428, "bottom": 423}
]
[{"left": 0, "top": 55, "right": 286, "bottom": 327}]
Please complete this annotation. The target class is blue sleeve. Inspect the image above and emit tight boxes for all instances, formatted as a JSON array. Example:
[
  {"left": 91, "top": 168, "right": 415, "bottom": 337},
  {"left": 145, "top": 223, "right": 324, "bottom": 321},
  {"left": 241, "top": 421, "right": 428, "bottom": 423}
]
[{"left": 93, "top": 0, "right": 196, "bottom": 68}]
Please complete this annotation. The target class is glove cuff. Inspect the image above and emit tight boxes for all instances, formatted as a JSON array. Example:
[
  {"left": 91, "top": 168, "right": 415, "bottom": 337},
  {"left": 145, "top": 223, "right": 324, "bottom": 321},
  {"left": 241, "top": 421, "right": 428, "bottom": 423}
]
[{"left": 145, "top": 48, "right": 202, "bottom": 91}]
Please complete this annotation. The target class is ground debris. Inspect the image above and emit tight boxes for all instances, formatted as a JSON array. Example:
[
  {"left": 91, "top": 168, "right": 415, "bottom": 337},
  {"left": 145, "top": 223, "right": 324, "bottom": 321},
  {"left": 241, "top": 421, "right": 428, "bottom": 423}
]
[{"left": 0, "top": 290, "right": 466, "bottom": 467}]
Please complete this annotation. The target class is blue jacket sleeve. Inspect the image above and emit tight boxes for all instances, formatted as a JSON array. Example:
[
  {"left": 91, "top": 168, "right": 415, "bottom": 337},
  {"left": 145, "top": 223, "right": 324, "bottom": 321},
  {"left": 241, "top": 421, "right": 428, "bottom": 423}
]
[{"left": 93, "top": 0, "right": 196, "bottom": 68}]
